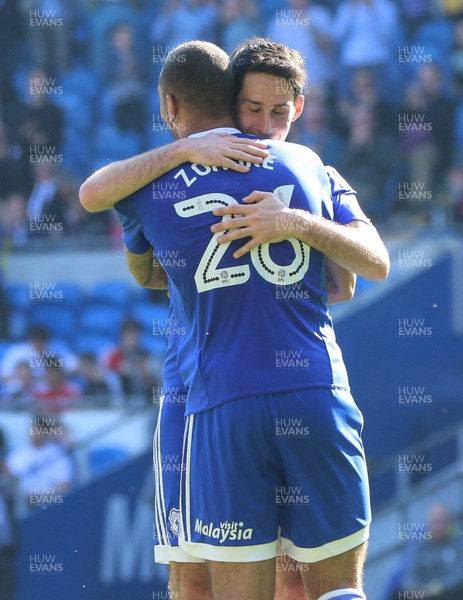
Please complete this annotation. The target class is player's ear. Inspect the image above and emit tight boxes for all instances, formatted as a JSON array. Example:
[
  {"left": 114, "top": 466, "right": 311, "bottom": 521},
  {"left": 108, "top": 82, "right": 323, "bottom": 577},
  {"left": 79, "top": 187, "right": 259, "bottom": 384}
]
[
  {"left": 291, "top": 95, "right": 305, "bottom": 122},
  {"left": 165, "top": 94, "right": 178, "bottom": 124}
]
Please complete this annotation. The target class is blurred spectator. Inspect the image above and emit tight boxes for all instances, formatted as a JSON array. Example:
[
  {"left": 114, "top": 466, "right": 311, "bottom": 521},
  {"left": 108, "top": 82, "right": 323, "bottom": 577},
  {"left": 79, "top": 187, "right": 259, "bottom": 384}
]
[
  {"left": 27, "top": 162, "right": 59, "bottom": 239},
  {"left": 0, "top": 79, "right": 21, "bottom": 141},
  {"left": 440, "top": 163, "right": 463, "bottom": 222},
  {"left": 291, "top": 88, "right": 342, "bottom": 166},
  {"left": 386, "top": 504, "right": 463, "bottom": 599},
  {"left": 103, "top": 23, "right": 147, "bottom": 133},
  {"left": 398, "top": 0, "right": 435, "bottom": 36},
  {"left": 89, "top": 0, "right": 141, "bottom": 74},
  {"left": 220, "top": 0, "right": 261, "bottom": 55},
  {"left": 0, "top": 193, "right": 29, "bottom": 250},
  {"left": 0, "top": 427, "right": 18, "bottom": 600},
  {"left": 19, "top": 0, "right": 76, "bottom": 76},
  {"left": 336, "top": 67, "right": 396, "bottom": 136},
  {"left": 17, "top": 68, "right": 65, "bottom": 151},
  {"left": 102, "top": 318, "right": 162, "bottom": 403},
  {"left": 0, "top": 0, "right": 22, "bottom": 78},
  {"left": 11, "top": 69, "right": 64, "bottom": 217},
  {"left": 0, "top": 361, "right": 38, "bottom": 408},
  {"left": 40, "top": 170, "right": 111, "bottom": 239},
  {"left": 33, "top": 363, "right": 80, "bottom": 412},
  {"left": 398, "top": 64, "right": 456, "bottom": 195},
  {"left": 76, "top": 351, "right": 123, "bottom": 405},
  {"left": 332, "top": 0, "right": 400, "bottom": 96},
  {"left": 0, "top": 0, "right": 458, "bottom": 238},
  {"left": 442, "top": 0, "right": 463, "bottom": 19},
  {"left": 0, "top": 325, "right": 77, "bottom": 386},
  {"left": 151, "top": 0, "right": 220, "bottom": 52},
  {"left": 3, "top": 414, "right": 75, "bottom": 511},
  {"left": 0, "top": 123, "right": 32, "bottom": 198},
  {"left": 398, "top": 82, "right": 437, "bottom": 197},
  {"left": 266, "top": 0, "right": 335, "bottom": 90},
  {"left": 337, "top": 105, "right": 394, "bottom": 220},
  {"left": 39, "top": 170, "right": 76, "bottom": 232},
  {"left": 0, "top": 274, "right": 7, "bottom": 341},
  {"left": 451, "top": 18, "right": 463, "bottom": 92}
]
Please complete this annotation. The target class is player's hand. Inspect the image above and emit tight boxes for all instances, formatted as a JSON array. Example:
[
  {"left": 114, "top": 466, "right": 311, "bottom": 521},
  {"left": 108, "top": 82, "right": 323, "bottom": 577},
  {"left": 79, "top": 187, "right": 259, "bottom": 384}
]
[
  {"left": 211, "top": 191, "right": 293, "bottom": 258},
  {"left": 183, "top": 134, "right": 269, "bottom": 173}
]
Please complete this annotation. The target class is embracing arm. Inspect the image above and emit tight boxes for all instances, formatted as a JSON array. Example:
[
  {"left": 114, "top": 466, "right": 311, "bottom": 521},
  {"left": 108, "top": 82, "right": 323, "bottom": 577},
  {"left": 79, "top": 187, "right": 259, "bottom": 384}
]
[
  {"left": 124, "top": 246, "right": 168, "bottom": 290},
  {"left": 79, "top": 135, "right": 268, "bottom": 212},
  {"left": 325, "top": 259, "right": 356, "bottom": 304},
  {"left": 117, "top": 208, "right": 168, "bottom": 290},
  {"left": 287, "top": 211, "right": 389, "bottom": 281},
  {"left": 211, "top": 192, "right": 390, "bottom": 281}
]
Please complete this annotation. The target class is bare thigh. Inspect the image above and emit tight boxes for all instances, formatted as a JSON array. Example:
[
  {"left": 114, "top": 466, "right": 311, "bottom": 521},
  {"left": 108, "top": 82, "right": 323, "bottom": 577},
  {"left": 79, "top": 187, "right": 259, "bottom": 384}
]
[
  {"left": 300, "top": 543, "right": 368, "bottom": 600},
  {"left": 275, "top": 555, "right": 308, "bottom": 600},
  {"left": 207, "top": 558, "right": 276, "bottom": 600},
  {"left": 169, "top": 562, "right": 213, "bottom": 600}
]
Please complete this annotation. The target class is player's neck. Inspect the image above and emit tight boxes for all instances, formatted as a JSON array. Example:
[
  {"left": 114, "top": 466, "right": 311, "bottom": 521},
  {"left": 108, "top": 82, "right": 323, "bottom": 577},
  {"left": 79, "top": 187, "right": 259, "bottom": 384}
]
[{"left": 179, "top": 116, "right": 236, "bottom": 138}]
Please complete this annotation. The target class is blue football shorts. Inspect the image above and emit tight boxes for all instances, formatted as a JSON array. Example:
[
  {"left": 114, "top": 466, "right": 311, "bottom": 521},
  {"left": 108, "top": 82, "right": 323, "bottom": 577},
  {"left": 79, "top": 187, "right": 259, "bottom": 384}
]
[
  {"left": 179, "top": 387, "right": 371, "bottom": 562},
  {"left": 153, "top": 382, "right": 205, "bottom": 564}
]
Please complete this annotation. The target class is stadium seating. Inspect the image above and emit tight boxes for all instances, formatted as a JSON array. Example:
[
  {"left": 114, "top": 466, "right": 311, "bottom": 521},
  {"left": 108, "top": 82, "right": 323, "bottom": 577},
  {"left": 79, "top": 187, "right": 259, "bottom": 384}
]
[
  {"left": 88, "top": 280, "right": 132, "bottom": 307},
  {"left": 73, "top": 331, "right": 114, "bottom": 355},
  {"left": 78, "top": 304, "right": 125, "bottom": 340},
  {"left": 128, "top": 300, "right": 170, "bottom": 335},
  {"left": 29, "top": 303, "right": 77, "bottom": 341}
]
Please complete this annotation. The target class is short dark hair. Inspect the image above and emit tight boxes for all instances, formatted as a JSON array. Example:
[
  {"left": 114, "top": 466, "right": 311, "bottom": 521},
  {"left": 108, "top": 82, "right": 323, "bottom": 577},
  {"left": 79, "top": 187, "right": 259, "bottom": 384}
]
[
  {"left": 230, "top": 37, "right": 307, "bottom": 101},
  {"left": 159, "top": 41, "right": 233, "bottom": 120}
]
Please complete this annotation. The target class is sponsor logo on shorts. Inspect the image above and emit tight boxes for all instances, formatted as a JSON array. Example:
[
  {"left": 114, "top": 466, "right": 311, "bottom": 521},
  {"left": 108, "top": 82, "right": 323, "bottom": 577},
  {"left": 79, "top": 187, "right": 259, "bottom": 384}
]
[{"left": 194, "top": 519, "right": 253, "bottom": 543}]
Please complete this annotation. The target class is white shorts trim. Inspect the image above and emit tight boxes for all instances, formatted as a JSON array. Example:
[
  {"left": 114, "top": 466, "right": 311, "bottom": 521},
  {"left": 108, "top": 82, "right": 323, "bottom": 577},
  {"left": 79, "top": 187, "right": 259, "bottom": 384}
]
[
  {"left": 154, "top": 544, "right": 205, "bottom": 564},
  {"left": 181, "top": 413, "right": 194, "bottom": 542},
  {"left": 179, "top": 538, "right": 277, "bottom": 562},
  {"left": 153, "top": 396, "right": 169, "bottom": 546},
  {"left": 318, "top": 590, "right": 365, "bottom": 600},
  {"left": 279, "top": 525, "right": 369, "bottom": 563}
]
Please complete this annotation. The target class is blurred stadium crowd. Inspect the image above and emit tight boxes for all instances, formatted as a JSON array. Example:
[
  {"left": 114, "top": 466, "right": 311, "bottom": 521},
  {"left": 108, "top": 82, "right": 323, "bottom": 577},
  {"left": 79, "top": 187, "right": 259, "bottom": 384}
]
[
  {"left": 0, "top": 0, "right": 463, "bottom": 249},
  {"left": 0, "top": 0, "right": 462, "bottom": 410}
]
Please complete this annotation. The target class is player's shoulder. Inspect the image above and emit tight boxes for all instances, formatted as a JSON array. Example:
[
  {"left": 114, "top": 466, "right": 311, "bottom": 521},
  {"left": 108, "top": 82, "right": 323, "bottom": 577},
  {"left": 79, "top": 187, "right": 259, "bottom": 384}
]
[
  {"left": 267, "top": 138, "right": 325, "bottom": 166},
  {"left": 115, "top": 179, "right": 153, "bottom": 212},
  {"left": 233, "top": 133, "right": 323, "bottom": 163}
]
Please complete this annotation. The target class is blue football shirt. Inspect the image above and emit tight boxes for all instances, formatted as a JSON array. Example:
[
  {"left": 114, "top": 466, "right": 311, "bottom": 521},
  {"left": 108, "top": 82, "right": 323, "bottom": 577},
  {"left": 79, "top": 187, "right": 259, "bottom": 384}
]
[{"left": 117, "top": 130, "right": 353, "bottom": 414}]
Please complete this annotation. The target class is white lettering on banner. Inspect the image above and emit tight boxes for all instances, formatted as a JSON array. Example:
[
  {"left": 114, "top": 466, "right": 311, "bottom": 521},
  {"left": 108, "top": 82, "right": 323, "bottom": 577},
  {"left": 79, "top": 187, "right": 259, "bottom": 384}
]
[{"left": 99, "top": 495, "right": 153, "bottom": 584}]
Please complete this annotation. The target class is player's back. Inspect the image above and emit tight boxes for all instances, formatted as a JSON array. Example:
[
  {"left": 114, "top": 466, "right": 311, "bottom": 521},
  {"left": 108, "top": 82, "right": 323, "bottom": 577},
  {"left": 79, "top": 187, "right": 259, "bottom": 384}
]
[{"left": 116, "top": 134, "right": 349, "bottom": 414}]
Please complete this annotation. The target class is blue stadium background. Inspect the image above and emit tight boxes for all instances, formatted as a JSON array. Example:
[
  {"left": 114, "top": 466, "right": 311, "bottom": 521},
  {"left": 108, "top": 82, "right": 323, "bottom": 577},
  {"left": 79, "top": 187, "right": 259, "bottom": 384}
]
[{"left": 0, "top": 1, "right": 462, "bottom": 599}]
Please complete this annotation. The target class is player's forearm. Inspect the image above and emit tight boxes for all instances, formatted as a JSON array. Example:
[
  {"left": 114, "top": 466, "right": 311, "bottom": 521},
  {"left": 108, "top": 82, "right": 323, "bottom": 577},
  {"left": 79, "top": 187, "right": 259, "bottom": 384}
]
[
  {"left": 288, "top": 211, "right": 390, "bottom": 281},
  {"left": 79, "top": 140, "right": 188, "bottom": 212},
  {"left": 325, "top": 258, "right": 356, "bottom": 304},
  {"left": 124, "top": 247, "right": 168, "bottom": 289},
  {"left": 142, "top": 266, "right": 169, "bottom": 289}
]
